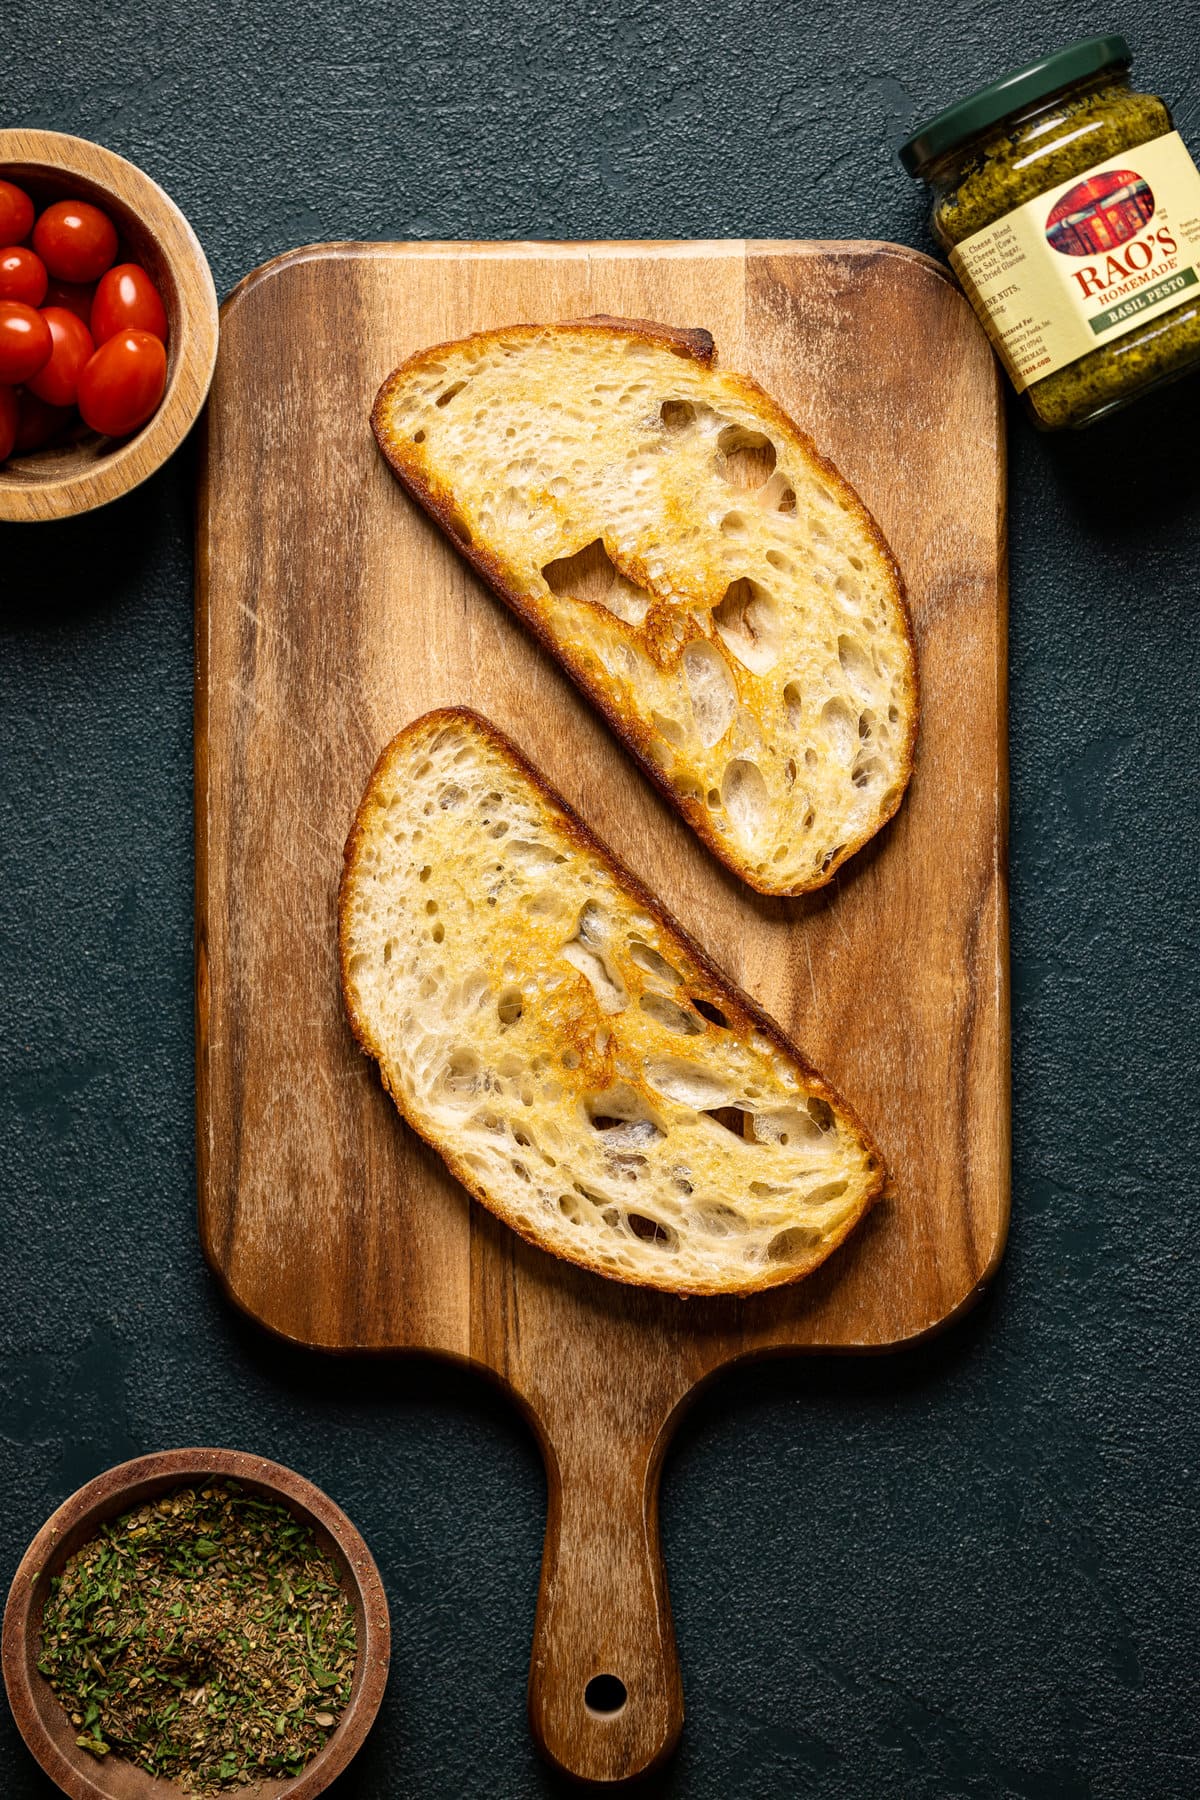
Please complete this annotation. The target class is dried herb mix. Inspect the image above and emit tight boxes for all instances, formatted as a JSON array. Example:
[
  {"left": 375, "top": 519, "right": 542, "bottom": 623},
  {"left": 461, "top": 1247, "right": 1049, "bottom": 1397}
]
[{"left": 38, "top": 1481, "right": 356, "bottom": 1792}]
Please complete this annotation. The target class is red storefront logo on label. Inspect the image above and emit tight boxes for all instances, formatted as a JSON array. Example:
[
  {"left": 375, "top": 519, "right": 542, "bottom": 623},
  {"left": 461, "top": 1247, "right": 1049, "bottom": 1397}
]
[{"left": 1045, "top": 170, "right": 1156, "bottom": 257}]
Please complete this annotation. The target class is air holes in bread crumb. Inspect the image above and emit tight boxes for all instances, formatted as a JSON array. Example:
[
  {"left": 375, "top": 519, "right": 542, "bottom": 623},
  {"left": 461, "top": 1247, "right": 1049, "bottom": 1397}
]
[
  {"left": 776, "top": 487, "right": 797, "bottom": 515},
  {"left": 805, "top": 1179, "right": 849, "bottom": 1206},
  {"left": 767, "top": 1225, "right": 821, "bottom": 1261},
  {"left": 561, "top": 903, "right": 627, "bottom": 1013},
  {"left": 542, "top": 539, "right": 651, "bottom": 628},
  {"left": 644, "top": 1057, "right": 731, "bottom": 1110},
  {"left": 783, "top": 681, "right": 803, "bottom": 730},
  {"left": 721, "top": 757, "right": 769, "bottom": 842},
  {"left": 440, "top": 1048, "right": 481, "bottom": 1102},
  {"left": 683, "top": 639, "right": 736, "bottom": 747},
  {"left": 413, "top": 429, "right": 426, "bottom": 443},
  {"left": 705, "top": 1105, "right": 755, "bottom": 1140},
  {"left": 808, "top": 1097, "right": 835, "bottom": 1131},
  {"left": 639, "top": 991, "right": 702, "bottom": 1035},
  {"left": 585, "top": 1092, "right": 664, "bottom": 1149},
  {"left": 626, "top": 1212, "right": 677, "bottom": 1249},
  {"left": 838, "top": 634, "right": 874, "bottom": 696},
  {"left": 714, "top": 579, "right": 780, "bottom": 676},
  {"left": 691, "top": 997, "right": 729, "bottom": 1028},
  {"left": 696, "top": 1203, "right": 741, "bottom": 1236},
  {"left": 660, "top": 399, "right": 696, "bottom": 431},
  {"left": 436, "top": 381, "right": 467, "bottom": 407},
  {"left": 650, "top": 711, "right": 687, "bottom": 747},
  {"left": 628, "top": 939, "right": 684, "bottom": 986},
  {"left": 720, "top": 512, "right": 748, "bottom": 536},
  {"left": 497, "top": 987, "right": 524, "bottom": 1025},
  {"left": 821, "top": 696, "right": 857, "bottom": 762},
  {"left": 716, "top": 424, "right": 777, "bottom": 490},
  {"left": 755, "top": 1106, "right": 827, "bottom": 1147}
]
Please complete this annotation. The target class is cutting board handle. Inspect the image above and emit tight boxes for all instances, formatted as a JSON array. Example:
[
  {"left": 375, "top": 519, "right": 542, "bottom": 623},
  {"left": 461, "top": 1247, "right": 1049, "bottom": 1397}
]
[{"left": 528, "top": 1406, "right": 684, "bottom": 1783}]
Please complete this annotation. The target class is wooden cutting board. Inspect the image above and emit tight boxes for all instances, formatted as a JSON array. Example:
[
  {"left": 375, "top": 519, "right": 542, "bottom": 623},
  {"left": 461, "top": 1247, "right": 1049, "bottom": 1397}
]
[{"left": 196, "top": 239, "right": 1008, "bottom": 1786}]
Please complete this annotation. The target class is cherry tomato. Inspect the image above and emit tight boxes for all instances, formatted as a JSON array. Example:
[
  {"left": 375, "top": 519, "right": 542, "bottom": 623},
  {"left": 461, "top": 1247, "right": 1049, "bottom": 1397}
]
[
  {"left": 77, "top": 329, "right": 167, "bottom": 436},
  {"left": 0, "top": 301, "right": 52, "bottom": 384},
  {"left": 0, "top": 385, "right": 17, "bottom": 461},
  {"left": 14, "top": 389, "right": 74, "bottom": 452},
  {"left": 0, "top": 246, "right": 48, "bottom": 307},
  {"left": 26, "top": 307, "right": 94, "bottom": 406},
  {"left": 43, "top": 278, "right": 96, "bottom": 323},
  {"left": 0, "top": 180, "right": 35, "bottom": 245},
  {"left": 33, "top": 199, "right": 118, "bottom": 283},
  {"left": 90, "top": 263, "right": 168, "bottom": 345}
]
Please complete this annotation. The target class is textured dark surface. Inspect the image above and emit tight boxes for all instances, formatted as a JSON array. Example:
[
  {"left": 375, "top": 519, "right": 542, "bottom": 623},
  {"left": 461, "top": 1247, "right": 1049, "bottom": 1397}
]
[{"left": 2, "top": 2, "right": 1198, "bottom": 1796}]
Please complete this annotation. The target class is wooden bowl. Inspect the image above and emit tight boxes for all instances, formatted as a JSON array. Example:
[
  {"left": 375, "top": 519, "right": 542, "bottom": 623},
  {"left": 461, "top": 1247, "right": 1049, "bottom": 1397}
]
[
  {"left": 0, "top": 129, "right": 219, "bottom": 521},
  {"left": 2, "top": 1448, "right": 391, "bottom": 1799}
]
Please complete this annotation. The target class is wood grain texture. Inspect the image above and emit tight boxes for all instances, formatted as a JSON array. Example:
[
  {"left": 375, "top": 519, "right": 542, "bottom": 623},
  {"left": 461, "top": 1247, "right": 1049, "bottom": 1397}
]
[
  {"left": 0, "top": 129, "right": 218, "bottom": 522},
  {"left": 196, "top": 239, "right": 1008, "bottom": 1784},
  {"left": 2, "top": 1449, "right": 390, "bottom": 1799}
]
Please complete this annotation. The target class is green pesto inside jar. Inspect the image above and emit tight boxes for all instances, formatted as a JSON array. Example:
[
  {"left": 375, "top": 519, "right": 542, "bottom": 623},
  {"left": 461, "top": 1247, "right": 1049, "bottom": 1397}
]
[{"left": 906, "top": 54, "right": 1200, "bottom": 428}]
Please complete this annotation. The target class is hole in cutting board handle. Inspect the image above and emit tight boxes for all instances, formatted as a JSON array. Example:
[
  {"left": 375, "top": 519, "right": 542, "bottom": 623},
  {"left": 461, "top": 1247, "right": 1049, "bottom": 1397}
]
[{"left": 584, "top": 1673, "right": 628, "bottom": 1716}]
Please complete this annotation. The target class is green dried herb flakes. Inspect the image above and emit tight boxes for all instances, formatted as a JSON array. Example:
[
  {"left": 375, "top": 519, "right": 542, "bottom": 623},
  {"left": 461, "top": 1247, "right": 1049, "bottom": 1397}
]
[{"left": 38, "top": 1482, "right": 356, "bottom": 1794}]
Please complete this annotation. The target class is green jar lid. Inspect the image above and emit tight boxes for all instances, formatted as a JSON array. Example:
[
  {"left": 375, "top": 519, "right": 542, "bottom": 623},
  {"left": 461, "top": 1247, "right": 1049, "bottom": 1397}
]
[{"left": 899, "top": 35, "right": 1132, "bottom": 176}]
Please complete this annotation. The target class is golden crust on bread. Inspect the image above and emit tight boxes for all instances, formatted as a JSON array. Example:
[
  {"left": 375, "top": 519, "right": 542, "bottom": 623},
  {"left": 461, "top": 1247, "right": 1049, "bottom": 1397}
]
[
  {"left": 340, "top": 709, "right": 885, "bottom": 1296},
  {"left": 372, "top": 317, "right": 917, "bottom": 895}
]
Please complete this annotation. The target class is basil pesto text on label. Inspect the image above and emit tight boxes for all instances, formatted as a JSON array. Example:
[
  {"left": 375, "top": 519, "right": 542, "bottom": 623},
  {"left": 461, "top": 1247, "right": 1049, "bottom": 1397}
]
[{"left": 949, "top": 132, "right": 1200, "bottom": 393}]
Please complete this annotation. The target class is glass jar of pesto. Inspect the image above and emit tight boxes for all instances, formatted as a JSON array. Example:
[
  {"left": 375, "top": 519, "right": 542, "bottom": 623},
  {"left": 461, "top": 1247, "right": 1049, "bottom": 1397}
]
[{"left": 900, "top": 36, "right": 1200, "bottom": 429}]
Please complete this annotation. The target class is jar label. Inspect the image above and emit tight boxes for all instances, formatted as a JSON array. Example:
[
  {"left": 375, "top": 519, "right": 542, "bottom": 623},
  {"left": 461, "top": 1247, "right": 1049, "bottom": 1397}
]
[{"left": 949, "top": 131, "right": 1200, "bottom": 393}]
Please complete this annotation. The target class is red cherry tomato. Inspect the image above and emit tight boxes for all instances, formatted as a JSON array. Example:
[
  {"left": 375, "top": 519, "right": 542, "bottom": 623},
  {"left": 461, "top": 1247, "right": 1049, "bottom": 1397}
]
[
  {"left": 33, "top": 200, "right": 118, "bottom": 283},
  {"left": 26, "top": 307, "right": 94, "bottom": 406},
  {"left": 0, "top": 301, "right": 53, "bottom": 383},
  {"left": 0, "top": 246, "right": 48, "bottom": 307},
  {"left": 77, "top": 329, "right": 167, "bottom": 436},
  {"left": 43, "top": 278, "right": 96, "bottom": 323},
  {"left": 0, "top": 181, "right": 35, "bottom": 245},
  {"left": 0, "top": 385, "right": 17, "bottom": 461},
  {"left": 90, "top": 263, "right": 168, "bottom": 345},
  {"left": 14, "top": 389, "right": 74, "bottom": 451}
]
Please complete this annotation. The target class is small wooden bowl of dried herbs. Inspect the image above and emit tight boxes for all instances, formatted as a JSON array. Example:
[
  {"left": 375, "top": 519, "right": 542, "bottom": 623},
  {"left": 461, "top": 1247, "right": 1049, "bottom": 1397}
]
[{"left": 2, "top": 1448, "right": 390, "bottom": 1799}]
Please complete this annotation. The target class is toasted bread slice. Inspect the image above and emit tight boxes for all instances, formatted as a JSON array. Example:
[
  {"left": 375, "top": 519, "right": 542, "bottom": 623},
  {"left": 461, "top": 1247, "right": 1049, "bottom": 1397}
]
[
  {"left": 340, "top": 709, "right": 885, "bottom": 1297},
  {"left": 372, "top": 317, "right": 917, "bottom": 895}
]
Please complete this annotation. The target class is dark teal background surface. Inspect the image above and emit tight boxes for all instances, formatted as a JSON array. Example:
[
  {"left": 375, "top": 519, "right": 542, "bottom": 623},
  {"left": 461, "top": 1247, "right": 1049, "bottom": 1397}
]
[{"left": 3, "top": 4, "right": 1199, "bottom": 1795}]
